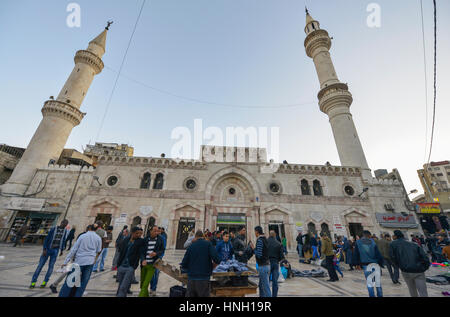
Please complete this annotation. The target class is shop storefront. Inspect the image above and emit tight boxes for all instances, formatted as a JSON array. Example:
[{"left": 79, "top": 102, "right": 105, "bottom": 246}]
[
  {"left": 216, "top": 213, "right": 246, "bottom": 233},
  {"left": 375, "top": 213, "right": 419, "bottom": 235},
  {"left": 415, "top": 203, "right": 449, "bottom": 234},
  {"left": 2, "top": 197, "right": 61, "bottom": 244}
]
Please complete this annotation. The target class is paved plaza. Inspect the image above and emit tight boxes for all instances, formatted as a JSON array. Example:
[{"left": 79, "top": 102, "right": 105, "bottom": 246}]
[{"left": 0, "top": 243, "right": 448, "bottom": 297}]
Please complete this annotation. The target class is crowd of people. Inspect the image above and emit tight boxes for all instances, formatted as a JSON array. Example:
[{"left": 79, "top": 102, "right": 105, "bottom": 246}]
[
  {"left": 295, "top": 229, "right": 450, "bottom": 297},
  {"left": 17, "top": 217, "right": 450, "bottom": 297}
]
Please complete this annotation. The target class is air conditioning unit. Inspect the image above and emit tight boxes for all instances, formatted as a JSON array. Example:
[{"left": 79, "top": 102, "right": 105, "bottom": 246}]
[{"left": 384, "top": 204, "right": 395, "bottom": 211}]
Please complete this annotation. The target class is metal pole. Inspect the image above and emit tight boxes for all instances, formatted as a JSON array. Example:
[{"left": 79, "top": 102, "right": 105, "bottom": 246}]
[{"left": 63, "top": 164, "right": 84, "bottom": 220}]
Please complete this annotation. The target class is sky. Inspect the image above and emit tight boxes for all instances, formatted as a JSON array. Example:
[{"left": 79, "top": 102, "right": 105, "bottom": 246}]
[{"left": 0, "top": 0, "right": 449, "bottom": 198}]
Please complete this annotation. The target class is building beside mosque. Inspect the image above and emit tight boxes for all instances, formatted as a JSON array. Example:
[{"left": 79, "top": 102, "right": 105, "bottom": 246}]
[{"left": 0, "top": 11, "right": 421, "bottom": 250}]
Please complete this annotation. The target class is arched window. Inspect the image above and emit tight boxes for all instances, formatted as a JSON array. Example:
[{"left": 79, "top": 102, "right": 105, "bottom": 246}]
[
  {"left": 313, "top": 180, "right": 323, "bottom": 196},
  {"left": 301, "top": 179, "right": 311, "bottom": 195},
  {"left": 140, "top": 172, "right": 151, "bottom": 189},
  {"left": 321, "top": 223, "right": 330, "bottom": 238},
  {"left": 307, "top": 222, "right": 316, "bottom": 234},
  {"left": 153, "top": 173, "right": 164, "bottom": 190},
  {"left": 132, "top": 216, "right": 142, "bottom": 227}
]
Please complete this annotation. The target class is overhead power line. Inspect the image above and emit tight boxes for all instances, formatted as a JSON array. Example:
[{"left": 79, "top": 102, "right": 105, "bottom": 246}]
[
  {"left": 104, "top": 65, "right": 316, "bottom": 109},
  {"left": 95, "top": 0, "right": 147, "bottom": 142},
  {"left": 426, "top": 0, "right": 437, "bottom": 165},
  {"left": 419, "top": 0, "right": 429, "bottom": 163}
]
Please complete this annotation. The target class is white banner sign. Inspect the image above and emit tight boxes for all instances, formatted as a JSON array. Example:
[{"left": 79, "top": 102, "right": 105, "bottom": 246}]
[{"left": 1, "top": 197, "right": 45, "bottom": 211}]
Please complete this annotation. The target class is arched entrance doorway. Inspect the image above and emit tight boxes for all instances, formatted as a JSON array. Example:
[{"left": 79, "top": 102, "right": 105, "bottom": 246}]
[{"left": 204, "top": 167, "right": 260, "bottom": 244}]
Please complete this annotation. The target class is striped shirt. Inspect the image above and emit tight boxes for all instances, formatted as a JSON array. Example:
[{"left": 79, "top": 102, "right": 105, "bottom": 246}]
[{"left": 145, "top": 238, "right": 157, "bottom": 264}]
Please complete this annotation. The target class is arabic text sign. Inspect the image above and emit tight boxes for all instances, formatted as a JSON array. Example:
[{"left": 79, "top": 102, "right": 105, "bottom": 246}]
[
  {"left": 375, "top": 213, "right": 417, "bottom": 225},
  {"left": 417, "top": 203, "right": 441, "bottom": 214}
]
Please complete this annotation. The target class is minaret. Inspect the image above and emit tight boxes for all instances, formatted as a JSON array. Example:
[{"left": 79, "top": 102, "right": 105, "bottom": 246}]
[
  {"left": 2, "top": 25, "right": 109, "bottom": 195},
  {"left": 304, "top": 9, "right": 371, "bottom": 178}
]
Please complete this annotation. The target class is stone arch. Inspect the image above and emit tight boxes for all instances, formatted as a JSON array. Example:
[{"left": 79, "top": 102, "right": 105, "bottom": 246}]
[
  {"left": 261, "top": 205, "right": 294, "bottom": 249},
  {"left": 88, "top": 197, "right": 120, "bottom": 217},
  {"left": 169, "top": 202, "right": 203, "bottom": 249},
  {"left": 205, "top": 166, "right": 260, "bottom": 202}
]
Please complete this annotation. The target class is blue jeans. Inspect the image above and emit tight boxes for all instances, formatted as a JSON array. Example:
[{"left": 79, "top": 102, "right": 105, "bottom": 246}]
[
  {"left": 150, "top": 269, "right": 160, "bottom": 291},
  {"left": 312, "top": 246, "right": 319, "bottom": 259},
  {"left": 59, "top": 264, "right": 93, "bottom": 297},
  {"left": 363, "top": 265, "right": 383, "bottom": 297},
  {"left": 93, "top": 248, "right": 108, "bottom": 271},
  {"left": 257, "top": 264, "right": 272, "bottom": 297},
  {"left": 270, "top": 261, "right": 279, "bottom": 297},
  {"left": 31, "top": 248, "right": 59, "bottom": 283}
]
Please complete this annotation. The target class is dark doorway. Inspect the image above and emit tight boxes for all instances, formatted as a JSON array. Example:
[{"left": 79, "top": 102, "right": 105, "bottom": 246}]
[
  {"left": 321, "top": 223, "right": 331, "bottom": 238},
  {"left": 132, "top": 216, "right": 142, "bottom": 228},
  {"left": 308, "top": 222, "right": 317, "bottom": 235},
  {"left": 349, "top": 223, "right": 364, "bottom": 240},
  {"left": 95, "top": 214, "right": 112, "bottom": 228},
  {"left": 176, "top": 218, "right": 195, "bottom": 250},
  {"left": 144, "top": 216, "right": 156, "bottom": 237},
  {"left": 269, "top": 222, "right": 286, "bottom": 242}
]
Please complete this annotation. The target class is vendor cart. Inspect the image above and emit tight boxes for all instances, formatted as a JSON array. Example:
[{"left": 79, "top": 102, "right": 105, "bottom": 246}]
[{"left": 153, "top": 259, "right": 258, "bottom": 297}]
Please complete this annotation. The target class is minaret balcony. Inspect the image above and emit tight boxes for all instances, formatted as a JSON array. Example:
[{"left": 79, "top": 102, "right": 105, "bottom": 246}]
[
  {"left": 318, "top": 83, "right": 353, "bottom": 114},
  {"left": 41, "top": 100, "right": 86, "bottom": 126},
  {"left": 304, "top": 29, "right": 332, "bottom": 58},
  {"left": 74, "top": 50, "right": 104, "bottom": 74}
]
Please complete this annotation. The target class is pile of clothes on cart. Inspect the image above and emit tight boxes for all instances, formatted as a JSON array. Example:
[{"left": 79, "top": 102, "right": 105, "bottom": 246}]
[{"left": 213, "top": 259, "right": 249, "bottom": 273}]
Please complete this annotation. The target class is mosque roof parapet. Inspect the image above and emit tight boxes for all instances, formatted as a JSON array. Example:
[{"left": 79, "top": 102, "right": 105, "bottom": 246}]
[
  {"left": 40, "top": 164, "right": 95, "bottom": 172},
  {"left": 266, "top": 163, "right": 362, "bottom": 177},
  {"left": 367, "top": 177, "right": 401, "bottom": 186},
  {"left": 97, "top": 155, "right": 208, "bottom": 170}
]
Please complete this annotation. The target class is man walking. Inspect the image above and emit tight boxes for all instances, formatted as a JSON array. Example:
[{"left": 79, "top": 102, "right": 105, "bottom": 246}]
[
  {"left": 139, "top": 225, "right": 165, "bottom": 297},
  {"left": 181, "top": 230, "right": 221, "bottom": 297},
  {"left": 389, "top": 230, "right": 430, "bottom": 297},
  {"left": 14, "top": 219, "right": 29, "bottom": 247},
  {"left": 233, "top": 226, "right": 253, "bottom": 264},
  {"left": 150, "top": 227, "right": 167, "bottom": 296},
  {"left": 93, "top": 225, "right": 113, "bottom": 272},
  {"left": 376, "top": 233, "right": 400, "bottom": 284},
  {"left": 64, "top": 226, "right": 76, "bottom": 251},
  {"left": 354, "top": 230, "right": 384, "bottom": 297},
  {"left": 29, "top": 219, "right": 68, "bottom": 289},
  {"left": 253, "top": 226, "right": 271, "bottom": 297},
  {"left": 267, "top": 230, "right": 284, "bottom": 297},
  {"left": 59, "top": 224, "right": 102, "bottom": 297},
  {"left": 321, "top": 232, "right": 339, "bottom": 282},
  {"left": 116, "top": 227, "right": 144, "bottom": 297},
  {"left": 296, "top": 232, "right": 304, "bottom": 257}
]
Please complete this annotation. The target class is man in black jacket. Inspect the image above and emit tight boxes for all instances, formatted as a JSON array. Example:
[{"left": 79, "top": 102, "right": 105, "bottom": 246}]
[
  {"left": 116, "top": 227, "right": 143, "bottom": 297},
  {"left": 268, "top": 230, "right": 285, "bottom": 297},
  {"left": 233, "top": 226, "right": 254, "bottom": 263},
  {"left": 139, "top": 225, "right": 166, "bottom": 297},
  {"left": 181, "top": 230, "right": 221, "bottom": 297},
  {"left": 389, "top": 230, "right": 430, "bottom": 297}
]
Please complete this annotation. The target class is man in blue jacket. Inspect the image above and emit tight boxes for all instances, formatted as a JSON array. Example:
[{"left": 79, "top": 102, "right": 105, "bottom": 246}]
[
  {"left": 216, "top": 231, "right": 234, "bottom": 262},
  {"left": 354, "top": 230, "right": 385, "bottom": 297},
  {"left": 30, "top": 219, "right": 69, "bottom": 289},
  {"left": 181, "top": 230, "right": 221, "bottom": 297}
]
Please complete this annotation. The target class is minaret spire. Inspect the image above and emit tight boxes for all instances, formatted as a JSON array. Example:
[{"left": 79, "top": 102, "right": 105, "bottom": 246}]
[
  {"left": 304, "top": 12, "right": 371, "bottom": 178},
  {"left": 2, "top": 27, "right": 108, "bottom": 195}
]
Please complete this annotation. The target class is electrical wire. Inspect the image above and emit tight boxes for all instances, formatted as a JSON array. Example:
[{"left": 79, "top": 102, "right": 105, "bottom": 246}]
[
  {"left": 104, "top": 65, "right": 317, "bottom": 109},
  {"left": 95, "top": 0, "right": 147, "bottom": 142},
  {"left": 426, "top": 0, "right": 437, "bottom": 166},
  {"left": 419, "top": 0, "right": 429, "bottom": 163}
]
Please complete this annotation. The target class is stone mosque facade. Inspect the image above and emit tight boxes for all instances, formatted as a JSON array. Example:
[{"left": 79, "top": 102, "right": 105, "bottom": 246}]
[{"left": 0, "top": 12, "right": 421, "bottom": 250}]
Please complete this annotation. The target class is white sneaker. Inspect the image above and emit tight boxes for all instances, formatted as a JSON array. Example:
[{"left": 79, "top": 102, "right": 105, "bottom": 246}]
[{"left": 83, "top": 291, "right": 88, "bottom": 296}]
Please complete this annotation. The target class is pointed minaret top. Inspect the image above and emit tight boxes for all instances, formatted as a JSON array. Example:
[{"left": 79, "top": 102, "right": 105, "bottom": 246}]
[
  {"left": 87, "top": 24, "right": 110, "bottom": 57},
  {"left": 305, "top": 7, "right": 315, "bottom": 25},
  {"left": 304, "top": 9, "right": 320, "bottom": 35}
]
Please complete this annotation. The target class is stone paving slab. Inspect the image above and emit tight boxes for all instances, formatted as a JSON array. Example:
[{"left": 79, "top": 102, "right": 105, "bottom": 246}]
[{"left": 0, "top": 243, "right": 448, "bottom": 297}]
